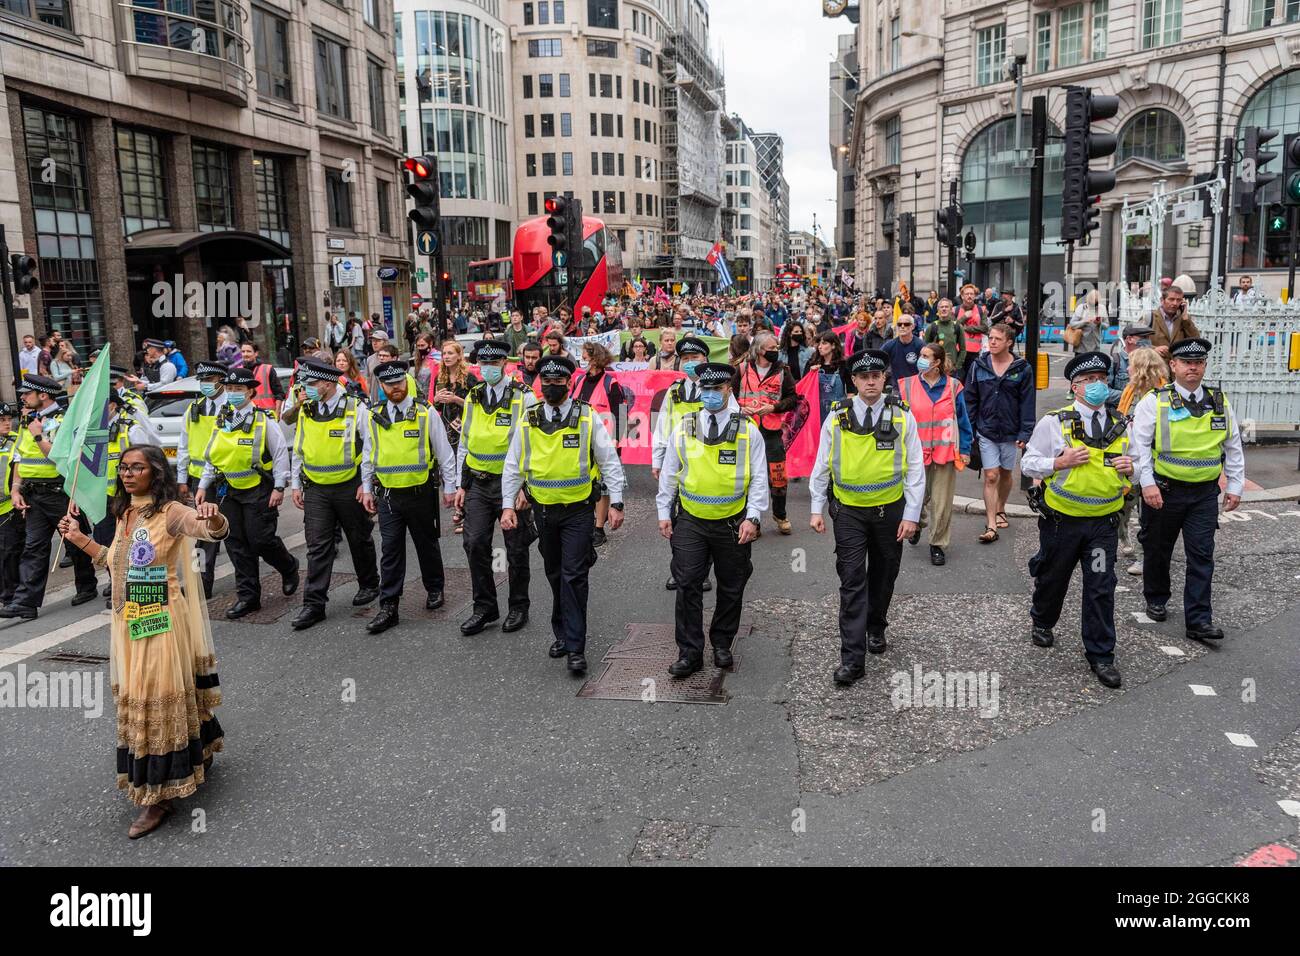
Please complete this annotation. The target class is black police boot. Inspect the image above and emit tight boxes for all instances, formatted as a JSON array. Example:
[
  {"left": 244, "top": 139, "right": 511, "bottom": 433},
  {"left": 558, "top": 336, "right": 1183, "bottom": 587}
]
[
  {"left": 567, "top": 652, "right": 587, "bottom": 675},
  {"left": 58, "top": 554, "right": 73, "bottom": 569},
  {"left": 291, "top": 605, "right": 327, "bottom": 631},
  {"left": 665, "top": 574, "right": 677, "bottom": 590},
  {"left": 833, "top": 664, "right": 864, "bottom": 686},
  {"left": 281, "top": 561, "right": 300, "bottom": 597},
  {"left": 1091, "top": 659, "right": 1123, "bottom": 689},
  {"left": 460, "top": 610, "right": 499, "bottom": 635},
  {"left": 1031, "top": 626, "right": 1055, "bottom": 648},
  {"left": 712, "top": 646, "right": 734, "bottom": 669},
  {"left": 351, "top": 588, "right": 379, "bottom": 607},
  {"left": 1186, "top": 623, "right": 1224, "bottom": 641},
  {"left": 70, "top": 590, "right": 99, "bottom": 607},
  {"left": 867, "top": 632, "right": 887, "bottom": 654},
  {"left": 425, "top": 590, "right": 444, "bottom": 611},
  {"left": 548, "top": 639, "right": 568, "bottom": 658},
  {"left": 702, "top": 578, "right": 712, "bottom": 592},
  {"left": 502, "top": 608, "right": 528, "bottom": 632},
  {"left": 366, "top": 604, "right": 399, "bottom": 634},
  {"left": 101, "top": 583, "right": 112, "bottom": 597},
  {"left": 1145, "top": 603, "right": 1167, "bottom": 622},
  {"left": 930, "top": 545, "right": 946, "bottom": 566},
  {"left": 226, "top": 599, "right": 261, "bottom": 620},
  {"left": 0, "top": 604, "right": 37, "bottom": 620},
  {"left": 668, "top": 656, "right": 702, "bottom": 678}
]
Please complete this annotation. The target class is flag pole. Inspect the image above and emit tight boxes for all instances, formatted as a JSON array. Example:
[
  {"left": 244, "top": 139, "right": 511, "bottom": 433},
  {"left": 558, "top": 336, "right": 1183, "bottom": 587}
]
[{"left": 49, "top": 445, "right": 83, "bottom": 575}]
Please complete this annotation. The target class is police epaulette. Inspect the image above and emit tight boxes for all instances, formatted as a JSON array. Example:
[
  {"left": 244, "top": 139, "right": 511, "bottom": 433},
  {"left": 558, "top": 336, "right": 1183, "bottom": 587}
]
[
  {"left": 1055, "top": 408, "right": 1081, "bottom": 422},
  {"left": 886, "top": 394, "right": 909, "bottom": 412},
  {"left": 831, "top": 397, "right": 854, "bottom": 411}
]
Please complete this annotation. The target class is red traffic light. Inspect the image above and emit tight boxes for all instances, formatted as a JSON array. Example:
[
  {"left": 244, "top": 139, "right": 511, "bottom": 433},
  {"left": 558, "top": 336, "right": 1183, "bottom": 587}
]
[
  {"left": 441, "top": 272, "right": 450, "bottom": 281},
  {"left": 403, "top": 155, "right": 435, "bottom": 179},
  {"left": 544, "top": 196, "right": 568, "bottom": 215}
]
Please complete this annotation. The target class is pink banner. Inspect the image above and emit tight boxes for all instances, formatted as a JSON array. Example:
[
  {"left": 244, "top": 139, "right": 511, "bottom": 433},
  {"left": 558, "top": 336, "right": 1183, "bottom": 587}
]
[
  {"left": 783, "top": 369, "right": 823, "bottom": 478},
  {"left": 611, "top": 368, "right": 685, "bottom": 465}
]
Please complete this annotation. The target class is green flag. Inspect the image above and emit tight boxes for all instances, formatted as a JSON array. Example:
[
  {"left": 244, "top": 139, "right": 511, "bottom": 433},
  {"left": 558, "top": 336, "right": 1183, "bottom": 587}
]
[{"left": 48, "top": 343, "right": 112, "bottom": 525}]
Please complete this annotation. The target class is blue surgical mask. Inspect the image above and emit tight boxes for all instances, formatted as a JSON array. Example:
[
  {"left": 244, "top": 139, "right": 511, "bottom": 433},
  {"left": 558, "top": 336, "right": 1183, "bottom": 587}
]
[
  {"left": 199, "top": 382, "right": 219, "bottom": 397},
  {"left": 1083, "top": 381, "right": 1109, "bottom": 406},
  {"left": 916, "top": 357, "right": 932, "bottom": 373},
  {"left": 682, "top": 360, "right": 701, "bottom": 377},
  {"left": 304, "top": 385, "right": 321, "bottom": 402},
  {"left": 700, "top": 389, "right": 726, "bottom": 412},
  {"left": 480, "top": 364, "right": 504, "bottom": 385},
  {"left": 226, "top": 392, "right": 248, "bottom": 408}
]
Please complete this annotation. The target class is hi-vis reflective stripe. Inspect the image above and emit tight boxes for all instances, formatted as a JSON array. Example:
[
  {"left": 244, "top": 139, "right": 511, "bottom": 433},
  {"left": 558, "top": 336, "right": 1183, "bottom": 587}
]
[
  {"left": 295, "top": 401, "right": 358, "bottom": 473},
  {"left": 522, "top": 412, "right": 590, "bottom": 487},
  {"left": 676, "top": 420, "right": 748, "bottom": 505},
  {"left": 1045, "top": 482, "right": 1124, "bottom": 507},
  {"left": 1157, "top": 452, "right": 1223, "bottom": 469},
  {"left": 831, "top": 416, "right": 903, "bottom": 492}
]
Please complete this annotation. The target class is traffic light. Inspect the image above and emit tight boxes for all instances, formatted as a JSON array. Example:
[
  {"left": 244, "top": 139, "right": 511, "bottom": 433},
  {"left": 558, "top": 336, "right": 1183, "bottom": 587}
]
[
  {"left": 544, "top": 195, "right": 584, "bottom": 264},
  {"left": 898, "top": 212, "right": 913, "bottom": 258},
  {"left": 9, "top": 254, "right": 38, "bottom": 295},
  {"left": 1282, "top": 132, "right": 1300, "bottom": 208},
  {"left": 935, "top": 206, "right": 961, "bottom": 248},
  {"left": 1236, "top": 128, "right": 1279, "bottom": 215},
  {"left": 1061, "top": 86, "right": 1119, "bottom": 243},
  {"left": 404, "top": 154, "right": 440, "bottom": 230}
]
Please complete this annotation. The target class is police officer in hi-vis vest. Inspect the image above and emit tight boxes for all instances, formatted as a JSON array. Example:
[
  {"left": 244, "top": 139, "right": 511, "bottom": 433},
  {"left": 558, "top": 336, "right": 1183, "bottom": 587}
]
[
  {"left": 1020, "top": 351, "right": 1133, "bottom": 689},
  {"left": 360, "top": 360, "right": 458, "bottom": 635},
  {"left": 0, "top": 375, "right": 99, "bottom": 619},
  {"left": 809, "top": 350, "right": 925, "bottom": 686},
  {"left": 109, "top": 364, "right": 156, "bottom": 437},
  {"left": 456, "top": 340, "right": 537, "bottom": 636},
  {"left": 94, "top": 387, "right": 160, "bottom": 603},
  {"left": 1130, "top": 337, "right": 1245, "bottom": 641},
  {"left": 196, "top": 366, "right": 300, "bottom": 619},
  {"left": 0, "top": 403, "right": 25, "bottom": 607},
  {"left": 501, "top": 354, "right": 625, "bottom": 675},
  {"left": 652, "top": 336, "right": 713, "bottom": 593},
  {"left": 657, "top": 362, "right": 769, "bottom": 678},
  {"left": 287, "top": 357, "right": 380, "bottom": 631},
  {"left": 179, "top": 360, "right": 228, "bottom": 599}
]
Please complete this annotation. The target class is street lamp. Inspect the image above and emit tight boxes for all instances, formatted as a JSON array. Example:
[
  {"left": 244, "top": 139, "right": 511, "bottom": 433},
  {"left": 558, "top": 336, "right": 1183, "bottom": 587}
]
[{"left": 901, "top": 30, "right": 944, "bottom": 49}]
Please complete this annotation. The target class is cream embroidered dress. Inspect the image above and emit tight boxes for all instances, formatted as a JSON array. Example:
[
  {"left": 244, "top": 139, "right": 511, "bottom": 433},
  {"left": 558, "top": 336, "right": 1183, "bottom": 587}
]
[{"left": 93, "top": 496, "right": 229, "bottom": 806}]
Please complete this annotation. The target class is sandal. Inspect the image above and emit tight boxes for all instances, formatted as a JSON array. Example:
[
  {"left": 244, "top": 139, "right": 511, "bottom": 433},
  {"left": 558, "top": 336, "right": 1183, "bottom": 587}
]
[
  {"left": 995, "top": 511, "right": 1010, "bottom": 529},
  {"left": 979, "top": 527, "right": 999, "bottom": 544}
]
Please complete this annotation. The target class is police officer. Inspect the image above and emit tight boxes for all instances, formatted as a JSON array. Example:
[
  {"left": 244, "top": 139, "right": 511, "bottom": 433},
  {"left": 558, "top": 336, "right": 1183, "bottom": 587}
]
[
  {"left": 1021, "top": 351, "right": 1133, "bottom": 689},
  {"left": 179, "top": 360, "right": 228, "bottom": 598},
  {"left": 0, "top": 375, "right": 99, "bottom": 619},
  {"left": 110, "top": 364, "right": 157, "bottom": 436},
  {"left": 455, "top": 340, "right": 536, "bottom": 636},
  {"left": 288, "top": 357, "right": 380, "bottom": 631},
  {"left": 0, "top": 403, "right": 25, "bottom": 607},
  {"left": 360, "top": 360, "right": 458, "bottom": 634},
  {"left": 1130, "top": 337, "right": 1244, "bottom": 641},
  {"left": 809, "top": 350, "right": 924, "bottom": 685},
  {"left": 652, "top": 336, "right": 712, "bottom": 593},
  {"left": 500, "top": 354, "right": 625, "bottom": 675},
  {"left": 657, "top": 362, "right": 768, "bottom": 677},
  {"left": 195, "top": 367, "right": 300, "bottom": 619}
]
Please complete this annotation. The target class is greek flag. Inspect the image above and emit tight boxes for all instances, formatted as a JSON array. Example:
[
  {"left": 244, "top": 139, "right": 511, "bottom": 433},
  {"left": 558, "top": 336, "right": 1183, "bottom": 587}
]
[{"left": 706, "top": 243, "right": 734, "bottom": 290}]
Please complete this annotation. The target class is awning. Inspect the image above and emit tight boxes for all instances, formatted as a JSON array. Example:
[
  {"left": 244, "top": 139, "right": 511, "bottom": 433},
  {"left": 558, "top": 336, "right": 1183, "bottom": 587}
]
[{"left": 123, "top": 229, "right": 291, "bottom": 262}]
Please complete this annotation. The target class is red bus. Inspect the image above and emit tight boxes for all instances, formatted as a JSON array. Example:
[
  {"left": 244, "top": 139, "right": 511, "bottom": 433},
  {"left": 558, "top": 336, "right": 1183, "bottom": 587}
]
[
  {"left": 466, "top": 257, "right": 513, "bottom": 304},
  {"left": 774, "top": 267, "right": 802, "bottom": 291},
  {"left": 512, "top": 214, "right": 624, "bottom": 317}
]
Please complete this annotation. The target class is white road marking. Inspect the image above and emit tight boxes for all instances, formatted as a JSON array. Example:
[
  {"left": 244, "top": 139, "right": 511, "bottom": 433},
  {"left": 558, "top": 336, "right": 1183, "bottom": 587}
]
[
  {"left": 1224, "top": 732, "right": 1257, "bottom": 748},
  {"left": 1158, "top": 646, "right": 1185, "bottom": 656},
  {"left": 1278, "top": 800, "right": 1300, "bottom": 819},
  {"left": 1188, "top": 684, "right": 1216, "bottom": 696},
  {"left": 1132, "top": 611, "right": 1156, "bottom": 624},
  {"left": 1116, "top": 585, "right": 1130, "bottom": 592}
]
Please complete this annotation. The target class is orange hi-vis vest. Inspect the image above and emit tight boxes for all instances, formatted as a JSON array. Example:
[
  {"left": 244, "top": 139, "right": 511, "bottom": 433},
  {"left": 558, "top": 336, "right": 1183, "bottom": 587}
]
[
  {"left": 739, "top": 362, "right": 784, "bottom": 431},
  {"left": 957, "top": 305, "right": 985, "bottom": 353},
  {"left": 899, "top": 374, "right": 962, "bottom": 466},
  {"left": 251, "top": 362, "right": 276, "bottom": 412}
]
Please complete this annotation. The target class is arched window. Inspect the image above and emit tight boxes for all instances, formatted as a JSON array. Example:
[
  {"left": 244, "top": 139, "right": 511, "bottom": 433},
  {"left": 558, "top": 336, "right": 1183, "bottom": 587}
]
[
  {"left": 1233, "top": 69, "right": 1300, "bottom": 271},
  {"left": 961, "top": 116, "right": 1065, "bottom": 258},
  {"left": 1117, "top": 109, "right": 1185, "bottom": 165}
]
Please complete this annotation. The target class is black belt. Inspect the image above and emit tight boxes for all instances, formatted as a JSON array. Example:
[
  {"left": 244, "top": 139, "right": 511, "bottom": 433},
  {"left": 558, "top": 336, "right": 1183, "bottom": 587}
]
[
  {"left": 1155, "top": 475, "right": 1220, "bottom": 491},
  {"left": 377, "top": 482, "right": 435, "bottom": 496},
  {"left": 21, "top": 477, "right": 64, "bottom": 488},
  {"left": 468, "top": 469, "right": 502, "bottom": 483}
]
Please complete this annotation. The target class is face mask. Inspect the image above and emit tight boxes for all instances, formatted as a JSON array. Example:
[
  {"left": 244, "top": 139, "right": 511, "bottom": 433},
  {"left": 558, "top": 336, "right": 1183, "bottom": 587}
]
[
  {"left": 481, "top": 364, "right": 503, "bottom": 385},
  {"left": 304, "top": 386, "right": 321, "bottom": 402},
  {"left": 199, "top": 382, "right": 218, "bottom": 397},
  {"left": 916, "top": 357, "right": 932, "bottom": 373},
  {"left": 682, "top": 360, "right": 700, "bottom": 377},
  {"left": 541, "top": 383, "right": 568, "bottom": 405},
  {"left": 763, "top": 350, "right": 779, "bottom": 365},
  {"left": 226, "top": 392, "right": 248, "bottom": 408},
  {"left": 701, "top": 389, "right": 726, "bottom": 412},
  {"left": 1083, "top": 381, "right": 1109, "bottom": 406}
]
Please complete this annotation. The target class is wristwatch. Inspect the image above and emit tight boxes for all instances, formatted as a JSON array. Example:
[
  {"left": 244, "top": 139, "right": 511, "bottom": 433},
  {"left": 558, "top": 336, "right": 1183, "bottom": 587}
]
[
  {"left": 609, "top": 502, "right": 624, "bottom": 512},
  {"left": 274, "top": 486, "right": 285, "bottom": 493},
  {"left": 744, "top": 516, "right": 760, "bottom": 530}
]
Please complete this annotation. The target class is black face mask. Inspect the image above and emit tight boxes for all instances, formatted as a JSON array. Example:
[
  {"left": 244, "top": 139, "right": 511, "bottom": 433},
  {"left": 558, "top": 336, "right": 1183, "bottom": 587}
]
[
  {"left": 790, "top": 334, "right": 804, "bottom": 344},
  {"left": 541, "top": 384, "right": 568, "bottom": 405},
  {"left": 763, "top": 350, "right": 779, "bottom": 365}
]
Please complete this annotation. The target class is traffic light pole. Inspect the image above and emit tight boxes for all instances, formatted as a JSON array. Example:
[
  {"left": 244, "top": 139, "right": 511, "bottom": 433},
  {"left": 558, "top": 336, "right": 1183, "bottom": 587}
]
[
  {"left": 946, "top": 179, "right": 958, "bottom": 300},
  {"left": 1289, "top": 205, "right": 1298, "bottom": 302},
  {"left": 0, "top": 224, "right": 24, "bottom": 393},
  {"left": 1216, "top": 137, "right": 1233, "bottom": 292},
  {"left": 1025, "top": 96, "right": 1047, "bottom": 485}
]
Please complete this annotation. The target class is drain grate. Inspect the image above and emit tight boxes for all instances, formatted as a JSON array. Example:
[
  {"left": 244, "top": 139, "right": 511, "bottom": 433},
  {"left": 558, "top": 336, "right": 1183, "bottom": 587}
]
[
  {"left": 42, "top": 651, "right": 110, "bottom": 665},
  {"left": 578, "top": 619, "right": 751, "bottom": 704},
  {"left": 207, "top": 572, "right": 356, "bottom": 624}
]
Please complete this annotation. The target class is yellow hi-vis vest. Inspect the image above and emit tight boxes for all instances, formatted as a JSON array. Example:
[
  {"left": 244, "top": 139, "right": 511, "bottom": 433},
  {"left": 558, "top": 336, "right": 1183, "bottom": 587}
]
[
  {"left": 828, "top": 399, "right": 908, "bottom": 508},
  {"left": 674, "top": 412, "right": 751, "bottom": 520},
  {"left": 462, "top": 381, "right": 527, "bottom": 475},
  {"left": 184, "top": 398, "right": 220, "bottom": 481},
  {"left": 1042, "top": 405, "right": 1130, "bottom": 517},
  {"left": 664, "top": 380, "right": 704, "bottom": 433},
  {"left": 519, "top": 403, "right": 597, "bottom": 505},
  {"left": 0, "top": 435, "right": 15, "bottom": 516},
  {"left": 106, "top": 417, "right": 132, "bottom": 488},
  {"left": 370, "top": 400, "right": 435, "bottom": 489},
  {"left": 1153, "top": 385, "right": 1230, "bottom": 484},
  {"left": 204, "top": 410, "right": 273, "bottom": 489},
  {"left": 294, "top": 396, "right": 362, "bottom": 485},
  {"left": 15, "top": 411, "right": 59, "bottom": 479}
]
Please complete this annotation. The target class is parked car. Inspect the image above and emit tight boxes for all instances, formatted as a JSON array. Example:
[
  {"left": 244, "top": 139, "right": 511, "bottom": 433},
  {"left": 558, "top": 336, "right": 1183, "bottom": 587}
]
[{"left": 144, "top": 368, "right": 293, "bottom": 461}]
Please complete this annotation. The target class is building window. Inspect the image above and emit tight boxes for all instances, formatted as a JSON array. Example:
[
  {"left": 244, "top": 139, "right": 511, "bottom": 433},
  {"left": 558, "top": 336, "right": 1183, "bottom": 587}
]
[
  {"left": 562, "top": 152, "right": 573, "bottom": 176},
  {"left": 588, "top": 0, "right": 617, "bottom": 29},
  {"left": 883, "top": 115, "right": 901, "bottom": 166},
  {"left": 526, "top": 154, "right": 537, "bottom": 177},
  {"left": 961, "top": 115, "right": 1066, "bottom": 251},
  {"left": 976, "top": 24, "right": 1006, "bottom": 86},
  {"left": 602, "top": 152, "right": 615, "bottom": 175},
  {"left": 603, "top": 191, "right": 615, "bottom": 214},
  {"left": 523, "top": 2, "right": 533, "bottom": 25},
  {"left": 1057, "top": 5, "right": 1084, "bottom": 67},
  {"left": 561, "top": 113, "right": 572, "bottom": 136},
  {"left": 538, "top": 0, "right": 549, "bottom": 24},
  {"left": 636, "top": 46, "right": 652, "bottom": 67},
  {"left": 422, "top": 107, "right": 488, "bottom": 199},
  {"left": 116, "top": 126, "right": 170, "bottom": 234},
  {"left": 1233, "top": 68, "right": 1300, "bottom": 270},
  {"left": 253, "top": 154, "right": 290, "bottom": 248},
  {"left": 528, "top": 192, "right": 538, "bottom": 215},
  {"left": 192, "top": 142, "right": 234, "bottom": 232},
  {"left": 314, "top": 34, "right": 351, "bottom": 119},
  {"left": 542, "top": 153, "right": 556, "bottom": 176},
  {"left": 540, "top": 113, "right": 554, "bottom": 136},
  {"left": 1, "top": 0, "right": 71, "bottom": 28},
  {"left": 325, "top": 167, "right": 353, "bottom": 230},
  {"left": 528, "top": 38, "right": 562, "bottom": 57},
  {"left": 1141, "top": 0, "right": 1181, "bottom": 49},
  {"left": 600, "top": 74, "right": 613, "bottom": 97},
  {"left": 1091, "top": 0, "right": 1109, "bottom": 59},
  {"left": 1118, "top": 109, "right": 1185, "bottom": 165},
  {"left": 377, "top": 178, "right": 392, "bottom": 235},
  {"left": 523, "top": 75, "right": 534, "bottom": 99},
  {"left": 363, "top": 0, "right": 377, "bottom": 29},
  {"left": 525, "top": 115, "right": 535, "bottom": 137},
  {"left": 253, "top": 6, "right": 293, "bottom": 102},
  {"left": 125, "top": 0, "right": 245, "bottom": 66},
  {"left": 587, "top": 39, "right": 618, "bottom": 57},
  {"left": 368, "top": 59, "right": 387, "bottom": 135},
  {"left": 889, "top": 17, "right": 900, "bottom": 71},
  {"left": 539, "top": 73, "right": 554, "bottom": 97}
]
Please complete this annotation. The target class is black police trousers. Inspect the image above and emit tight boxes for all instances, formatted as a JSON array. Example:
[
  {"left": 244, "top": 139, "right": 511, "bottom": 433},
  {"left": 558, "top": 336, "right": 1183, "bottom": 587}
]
[
  {"left": 670, "top": 510, "right": 753, "bottom": 662},
  {"left": 0, "top": 506, "right": 27, "bottom": 605},
  {"left": 12, "top": 479, "right": 96, "bottom": 609},
  {"left": 830, "top": 496, "right": 904, "bottom": 668},
  {"left": 302, "top": 476, "right": 378, "bottom": 611},
  {"left": 1029, "top": 511, "right": 1118, "bottom": 664},
  {"left": 1140, "top": 478, "right": 1219, "bottom": 628},
  {"left": 461, "top": 473, "right": 532, "bottom": 617},
  {"left": 377, "top": 482, "right": 444, "bottom": 606},
  {"left": 220, "top": 478, "right": 298, "bottom": 603},
  {"left": 534, "top": 499, "right": 596, "bottom": 654}
]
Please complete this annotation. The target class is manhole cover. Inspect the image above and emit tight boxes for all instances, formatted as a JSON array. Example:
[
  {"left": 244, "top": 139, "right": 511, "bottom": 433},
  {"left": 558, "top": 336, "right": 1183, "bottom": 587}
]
[
  {"left": 578, "top": 619, "right": 751, "bottom": 704},
  {"left": 42, "top": 651, "right": 109, "bottom": 665},
  {"left": 207, "top": 571, "right": 355, "bottom": 624}
]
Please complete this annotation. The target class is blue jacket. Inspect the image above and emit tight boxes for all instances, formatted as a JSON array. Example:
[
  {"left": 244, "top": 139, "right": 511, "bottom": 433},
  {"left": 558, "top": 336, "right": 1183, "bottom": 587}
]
[{"left": 963, "top": 351, "right": 1035, "bottom": 443}]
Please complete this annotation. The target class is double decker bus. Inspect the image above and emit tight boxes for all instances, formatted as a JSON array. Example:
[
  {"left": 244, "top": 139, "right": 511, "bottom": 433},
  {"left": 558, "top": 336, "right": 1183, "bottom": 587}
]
[
  {"left": 774, "top": 266, "right": 802, "bottom": 290},
  {"left": 512, "top": 214, "right": 624, "bottom": 317},
  {"left": 466, "top": 257, "right": 513, "bottom": 305}
]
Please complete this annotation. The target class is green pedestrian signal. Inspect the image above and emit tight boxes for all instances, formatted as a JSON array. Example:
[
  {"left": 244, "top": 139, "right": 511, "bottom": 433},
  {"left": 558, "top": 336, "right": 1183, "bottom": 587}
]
[{"left": 1269, "top": 213, "right": 1288, "bottom": 232}]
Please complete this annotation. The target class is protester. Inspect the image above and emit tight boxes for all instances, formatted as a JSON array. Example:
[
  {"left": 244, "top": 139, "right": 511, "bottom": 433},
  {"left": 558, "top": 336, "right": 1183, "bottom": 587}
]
[
  {"left": 809, "top": 332, "right": 846, "bottom": 423},
  {"left": 650, "top": 328, "right": 680, "bottom": 370},
  {"left": 1116, "top": 347, "right": 1168, "bottom": 575},
  {"left": 738, "top": 331, "right": 797, "bottom": 535},
  {"left": 1148, "top": 282, "right": 1200, "bottom": 357},
  {"left": 882, "top": 314, "right": 922, "bottom": 386},
  {"left": 923, "top": 298, "right": 968, "bottom": 374},
  {"left": 779, "top": 320, "right": 814, "bottom": 379},
  {"left": 1069, "top": 289, "right": 1107, "bottom": 353},
  {"left": 1107, "top": 323, "right": 1154, "bottom": 403},
  {"left": 965, "top": 323, "right": 1034, "bottom": 543}
]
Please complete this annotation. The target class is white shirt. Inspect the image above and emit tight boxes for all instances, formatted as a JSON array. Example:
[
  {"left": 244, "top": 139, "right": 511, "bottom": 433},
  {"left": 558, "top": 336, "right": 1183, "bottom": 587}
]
[
  {"left": 290, "top": 389, "right": 372, "bottom": 491},
  {"left": 500, "top": 398, "right": 626, "bottom": 508},
  {"left": 198, "top": 403, "right": 291, "bottom": 490},
  {"left": 1131, "top": 382, "right": 1246, "bottom": 496},
  {"left": 176, "top": 394, "right": 221, "bottom": 481},
  {"left": 18, "top": 347, "right": 40, "bottom": 376},
  {"left": 655, "top": 398, "right": 770, "bottom": 522},
  {"left": 808, "top": 394, "right": 926, "bottom": 523},
  {"left": 455, "top": 378, "right": 537, "bottom": 480},
  {"left": 360, "top": 395, "right": 457, "bottom": 495},
  {"left": 651, "top": 377, "right": 700, "bottom": 471},
  {"left": 10, "top": 400, "right": 61, "bottom": 464},
  {"left": 1020, "top": 400, "right": 1130, "bottom": 480}
]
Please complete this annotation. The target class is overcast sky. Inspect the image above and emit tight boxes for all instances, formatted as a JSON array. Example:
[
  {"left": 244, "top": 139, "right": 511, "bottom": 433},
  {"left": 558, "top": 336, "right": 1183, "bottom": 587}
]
[{"left": 710, "top": 0, "right": 849, "bottom": 248}]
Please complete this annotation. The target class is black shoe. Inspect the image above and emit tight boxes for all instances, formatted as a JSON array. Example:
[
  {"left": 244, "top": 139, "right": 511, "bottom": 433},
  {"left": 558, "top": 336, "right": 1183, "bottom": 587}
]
[
  {"left": 1145, "top": 603, "right": 1167, "bottom": 622},
  {"left": 930, "top": 546, "right": 945, "bottom": 566},
  {"left": 567, "top": 652, "right": 587, "bottom": 674},
  {"left": 351, "top": 588, "right": 379, "bottom": 607},
  {"left": 225, "top": 599, "right": 261, "bottom": 620},
  {"left": 833, "top": 665, "right": 865, "bottom": 686},
  {"left": 70, "top": 590, "right": 99, "bottom": 607},
  {"left": 1186, "top": 623, "right": 1224, "bottom": 641},
  {"left": 1091, "top": 659, "right": 1123, "bottom": 689},
  {"left": 592, "top": 528, "right": 607, "bottom": 548},
  {"left": 668, "top": 656, "right": 702, "bottom": 678},
  {"left": 104, "top": 597, "right": 111, "bottom": 610},
  {"left": 291, "top": 606, "right": 326, "bottom": 631},
  {"left": 665, "top": 574, "right": 677, "bottom": 591},
  {"left": 867, "top": 632, "right": 887, "bottom": 654},
  {"left": 502, "top": 609, "right": 528, "bottom": 632},
  {"left": 58, "top": 555, "right": 73, "bottom": 569},
  {"left": 0, "top": 604, "right": 37, "bottom": 620},
  {"left": 460, "top": 611, "right": 499, "bottom": 635},
  {"left": 101, "top": 583, "right": 112, "bottom": 597},
  {"left": 366, "top": 605, "right": 399, "bottom": 634},
  {"left": 909, "top": 527, "right": 922, "bottom": 546},
  {"left": 1031, "top": 625, "right": 1055, "bottom": 648},
  {"left": 425, "top": 591, "right": 444, "bottom": 611},
  {"left": 713, "top": 646, "right": 734, "bottom": 669},
  {"left": 281, "top": 563, "right": 300, "bottom": 597},
  {"left": 702, "top": 578, "right": 712, "bottom": 592},
  {"left": 548, "top": 639, "right": 567, "bottom": 658}
]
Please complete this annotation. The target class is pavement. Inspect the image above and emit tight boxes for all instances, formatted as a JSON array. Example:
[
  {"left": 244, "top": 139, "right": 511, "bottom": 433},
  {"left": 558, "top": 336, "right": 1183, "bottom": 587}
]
[{"left": 1, "top": 356, "right": 1297, "bottom": 866}]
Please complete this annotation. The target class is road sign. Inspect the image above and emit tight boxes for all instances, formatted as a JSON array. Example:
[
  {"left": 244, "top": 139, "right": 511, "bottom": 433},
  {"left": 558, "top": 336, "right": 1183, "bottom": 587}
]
[
  {"left": 1171, "top": 200, "right": 1203, "bottom": 225},
  {"left": 554, "top": 250, "right": 568, "bottom": 268},
  {"left": 332, "top": 256, "right": 363, "bottom": 287},
  {"left": 1123, "top": 215, "right": 1150, "bottom": 236},
  {"left": 417, "top": 231, "right": 438, "bottom": 256},
  {"left": 556, "top": 268, "right": 569, "bottom": 286},
  {"left": 414, "top": 267, "right": 428, "bottom": 283},
  {"left": 411, "top": 293, "right": 423, "bottom": 307}
]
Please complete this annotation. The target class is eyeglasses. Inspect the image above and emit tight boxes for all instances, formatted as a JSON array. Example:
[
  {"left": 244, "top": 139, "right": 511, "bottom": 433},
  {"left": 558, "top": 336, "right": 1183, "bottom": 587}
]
[{"left": 119, "top": 463, "right": 152, "bottom": 476}]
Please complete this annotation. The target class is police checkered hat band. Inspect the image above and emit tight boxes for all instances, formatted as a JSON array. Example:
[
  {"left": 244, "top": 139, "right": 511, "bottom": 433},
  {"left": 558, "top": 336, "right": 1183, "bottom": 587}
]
[
  {"left": 194, "top": 360, "right": 229, "bottom": 379},
  {"left": 1169, "top": 337, "right": 1211, "bottom": 360},
  {"left": 297, "top": 358, "right": 341, "bottom": 383},
  {"left": 375, "top": 361, "right": 410, "bottom": 384},
  {"left": 0, "top": 402, "right": 16, "bottom": 417},
  {"left": 696, "top": 363, "right": 734, "bottom": 388},
  {"left": 472, "top": 340, "right": 509, "bottom": 362},
  {"left": 676, "top": 336, "right": 710, "bottom": 358},
  {"left": 17, "top": 374, "right": 61, "bottom": 395},
  {"left": 1064, "top": 350, "right": 1111, "bottom": 380},
  {"left": 848, "top": 349, "right": 888, "bottom": 374},
  {"left": 225, "top": 367, "right": 258, "bottom": 389},
  {"left": 142, "top": 338, "right": 166, "bottom": 350},
  {"left": 538, "top": 355, "right": 575, "bottom": 378},
  {"left": 109, "top": 365, "right": 130, "bottom": 378}
]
